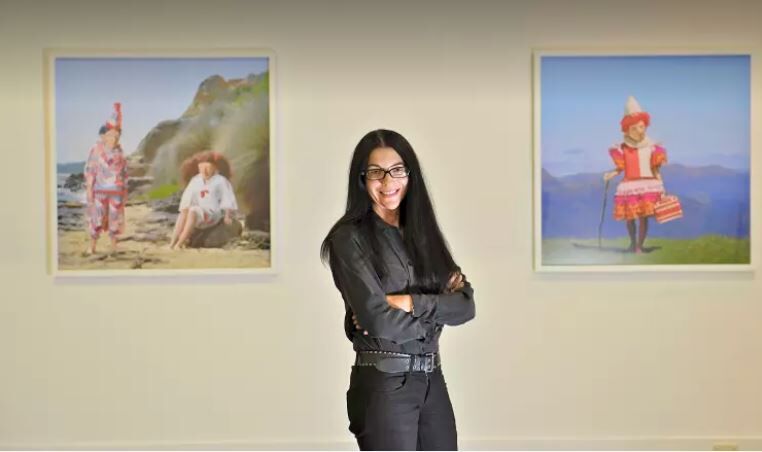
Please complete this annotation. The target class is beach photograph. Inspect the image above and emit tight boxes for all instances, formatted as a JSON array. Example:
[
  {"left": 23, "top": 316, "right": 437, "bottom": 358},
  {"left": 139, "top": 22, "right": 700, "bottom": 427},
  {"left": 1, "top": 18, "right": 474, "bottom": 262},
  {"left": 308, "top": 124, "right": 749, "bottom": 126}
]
[{"left": 48, "top": 52, "right": 273, "bottom": 273}]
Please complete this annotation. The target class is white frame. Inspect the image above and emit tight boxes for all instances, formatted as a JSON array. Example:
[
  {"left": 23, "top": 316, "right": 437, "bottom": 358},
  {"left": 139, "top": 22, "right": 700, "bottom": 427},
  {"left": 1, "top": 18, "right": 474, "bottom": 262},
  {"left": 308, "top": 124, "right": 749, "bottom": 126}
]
[
  {"left": 532, "top": 48, "right": 755, "bottom": 272},
  {"left": 44, "top": 48, "right": 278, "bottom": 278}
]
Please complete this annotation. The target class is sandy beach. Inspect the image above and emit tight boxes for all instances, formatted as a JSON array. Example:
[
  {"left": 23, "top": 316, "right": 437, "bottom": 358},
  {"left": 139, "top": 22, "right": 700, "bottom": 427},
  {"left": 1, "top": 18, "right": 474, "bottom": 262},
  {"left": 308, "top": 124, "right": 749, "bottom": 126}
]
[{"left": 57, "top": 203, "right": 270, "bottom": 271}]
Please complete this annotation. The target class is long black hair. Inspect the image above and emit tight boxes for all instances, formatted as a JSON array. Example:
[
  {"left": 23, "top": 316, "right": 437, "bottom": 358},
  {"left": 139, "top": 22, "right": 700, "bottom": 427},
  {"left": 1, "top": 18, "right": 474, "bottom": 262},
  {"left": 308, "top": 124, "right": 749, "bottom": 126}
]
[{"left": 321, "top": 129, "right": 458, "bottom": 293}]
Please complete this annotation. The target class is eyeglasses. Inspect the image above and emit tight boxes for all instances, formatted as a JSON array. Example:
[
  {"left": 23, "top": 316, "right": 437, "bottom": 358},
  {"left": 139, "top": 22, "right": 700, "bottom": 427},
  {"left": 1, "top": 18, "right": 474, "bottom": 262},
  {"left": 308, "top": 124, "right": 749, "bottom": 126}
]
[{"left": 361, "top": 166, "right": 410, "bottom": 180}]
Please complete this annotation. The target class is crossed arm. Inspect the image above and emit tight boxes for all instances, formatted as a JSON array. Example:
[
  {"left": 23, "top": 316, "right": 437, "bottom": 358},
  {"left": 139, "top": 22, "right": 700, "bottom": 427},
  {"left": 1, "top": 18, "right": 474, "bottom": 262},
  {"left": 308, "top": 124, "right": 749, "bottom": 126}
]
[{"left": 330, "top": 230, "right": 475, "bottom": 343}]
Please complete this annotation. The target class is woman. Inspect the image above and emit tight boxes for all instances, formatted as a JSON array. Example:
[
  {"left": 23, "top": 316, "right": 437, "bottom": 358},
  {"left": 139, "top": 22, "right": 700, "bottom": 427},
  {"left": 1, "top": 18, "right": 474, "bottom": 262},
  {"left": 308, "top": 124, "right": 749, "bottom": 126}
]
[
  {"left": 603, "top": 96, "right": 667, "bottom": 253},
  {"left": 169, "top": 150, "right": 238, "bottom": 249},
  {"left": 84, "top": 102, "right": 127, "bottom": 256},
  {"left": 321, "top": 129, "right": 475, "bottom": 450}
]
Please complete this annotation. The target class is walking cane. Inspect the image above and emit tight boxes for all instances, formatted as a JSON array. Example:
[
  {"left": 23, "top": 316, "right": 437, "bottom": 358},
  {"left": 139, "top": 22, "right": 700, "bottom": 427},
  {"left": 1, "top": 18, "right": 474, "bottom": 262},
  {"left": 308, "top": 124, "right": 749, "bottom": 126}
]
[{"left": 598, "top": 178, "right": 610, "bottom": 249}]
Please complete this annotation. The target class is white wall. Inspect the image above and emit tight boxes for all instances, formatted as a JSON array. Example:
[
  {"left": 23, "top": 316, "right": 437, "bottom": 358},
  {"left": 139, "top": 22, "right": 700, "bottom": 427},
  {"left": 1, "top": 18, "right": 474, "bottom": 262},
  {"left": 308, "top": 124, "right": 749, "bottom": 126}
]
[{"left": 1, "top": 0, "right": 760, "bottom": 449}]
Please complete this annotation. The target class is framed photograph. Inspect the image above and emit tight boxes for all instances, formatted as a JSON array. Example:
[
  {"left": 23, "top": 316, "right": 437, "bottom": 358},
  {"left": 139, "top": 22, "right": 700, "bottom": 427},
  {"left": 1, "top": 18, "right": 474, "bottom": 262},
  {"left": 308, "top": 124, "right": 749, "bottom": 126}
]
[
  {"left": 44, "top": 49, "right": 276, "bottom": 277},
  {"left": 533, "top": 50, "right": 752, "bottom": 272}
]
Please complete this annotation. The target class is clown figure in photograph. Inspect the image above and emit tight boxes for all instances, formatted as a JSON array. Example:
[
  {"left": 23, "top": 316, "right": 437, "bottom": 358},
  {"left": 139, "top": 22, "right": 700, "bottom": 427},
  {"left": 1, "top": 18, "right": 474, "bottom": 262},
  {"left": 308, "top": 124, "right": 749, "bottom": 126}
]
[
  {"left": 84, "top": 102, "right": 128, "bottom": 256},
  {"left": 603, "top": 96, "right": 668, "bottom": 253}
]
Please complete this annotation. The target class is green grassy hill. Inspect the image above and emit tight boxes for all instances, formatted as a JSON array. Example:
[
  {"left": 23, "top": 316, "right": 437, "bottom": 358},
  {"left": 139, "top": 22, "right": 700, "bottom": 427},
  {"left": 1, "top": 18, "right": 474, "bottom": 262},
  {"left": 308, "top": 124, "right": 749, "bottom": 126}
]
[{"left": 542, "top": 235, "right": 750, "bottom": 266}]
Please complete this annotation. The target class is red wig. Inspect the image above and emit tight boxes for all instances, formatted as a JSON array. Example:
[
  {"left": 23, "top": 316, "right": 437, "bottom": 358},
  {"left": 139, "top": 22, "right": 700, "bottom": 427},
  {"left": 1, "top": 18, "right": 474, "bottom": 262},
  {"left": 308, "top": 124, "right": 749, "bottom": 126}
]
[
  {"left": 180, "top": 150, "right": 233, "bottom": 186},
  {"left": 620, "top": 111, "right": 650, "bottom": 133}
]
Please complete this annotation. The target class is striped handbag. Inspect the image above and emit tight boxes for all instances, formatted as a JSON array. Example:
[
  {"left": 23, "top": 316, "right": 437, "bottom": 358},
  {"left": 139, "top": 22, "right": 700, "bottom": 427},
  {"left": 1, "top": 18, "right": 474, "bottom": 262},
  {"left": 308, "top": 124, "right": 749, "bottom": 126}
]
[{"left": 654, "top": 194, "right": 683, "bottom": 224}]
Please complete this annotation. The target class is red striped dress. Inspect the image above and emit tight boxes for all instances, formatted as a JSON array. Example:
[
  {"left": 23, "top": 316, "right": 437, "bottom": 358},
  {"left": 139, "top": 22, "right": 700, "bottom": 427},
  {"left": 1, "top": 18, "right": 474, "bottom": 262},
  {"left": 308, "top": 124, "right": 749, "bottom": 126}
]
[{"left": 608, "top": 142, "right": 667, "bottom": 221}]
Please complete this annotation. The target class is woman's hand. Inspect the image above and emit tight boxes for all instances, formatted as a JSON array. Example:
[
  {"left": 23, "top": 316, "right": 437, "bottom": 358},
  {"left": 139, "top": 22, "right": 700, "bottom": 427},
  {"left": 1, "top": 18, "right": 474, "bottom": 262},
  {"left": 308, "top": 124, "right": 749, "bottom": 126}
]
[
  {"left": 385, "top": 294, "right": 413, "bottom": 313},
  {"left": 223, "top": 212, "right": 232, "bottom": 225},
  {"left": 446, "top": 272, "right": 465, "bottom": 293},
  {"left": 87, "top": 189, "right": 94, "bottom": 204},
  {"left": 352, "top": 314, "right": 368, "bottom": 336}
]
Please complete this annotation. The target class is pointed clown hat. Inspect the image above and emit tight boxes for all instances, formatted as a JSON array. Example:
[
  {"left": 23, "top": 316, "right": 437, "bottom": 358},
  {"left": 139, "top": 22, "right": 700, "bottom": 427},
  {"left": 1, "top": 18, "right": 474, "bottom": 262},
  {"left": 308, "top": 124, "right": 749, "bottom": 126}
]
[
  {"left": 99, "top": 102, "right": 122, "bottom": 134},
  {"left": 620, "top": 96, "right": 650, "bottom": 132}
]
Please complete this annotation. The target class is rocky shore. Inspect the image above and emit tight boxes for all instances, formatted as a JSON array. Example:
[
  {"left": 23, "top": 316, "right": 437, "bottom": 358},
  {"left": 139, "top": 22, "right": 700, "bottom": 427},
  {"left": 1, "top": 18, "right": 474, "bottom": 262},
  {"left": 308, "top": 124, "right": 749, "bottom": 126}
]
[{"left": 56, "top": 173, "right": 270, "bottom": 271}]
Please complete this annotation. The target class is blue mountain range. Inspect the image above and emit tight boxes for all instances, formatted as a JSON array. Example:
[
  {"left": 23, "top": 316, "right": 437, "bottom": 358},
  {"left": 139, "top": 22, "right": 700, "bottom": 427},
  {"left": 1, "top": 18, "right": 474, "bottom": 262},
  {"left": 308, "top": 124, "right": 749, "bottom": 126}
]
[{"left": 541, "top": 164, "right": 750, "bottom": 239}]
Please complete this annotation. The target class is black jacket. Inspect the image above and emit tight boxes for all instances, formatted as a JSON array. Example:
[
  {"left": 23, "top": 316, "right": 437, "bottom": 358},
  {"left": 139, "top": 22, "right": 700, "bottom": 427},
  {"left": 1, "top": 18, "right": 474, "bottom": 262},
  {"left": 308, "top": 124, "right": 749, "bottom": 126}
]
[{"left": 328, "top": 214, "right": 475, "bottom": 354}]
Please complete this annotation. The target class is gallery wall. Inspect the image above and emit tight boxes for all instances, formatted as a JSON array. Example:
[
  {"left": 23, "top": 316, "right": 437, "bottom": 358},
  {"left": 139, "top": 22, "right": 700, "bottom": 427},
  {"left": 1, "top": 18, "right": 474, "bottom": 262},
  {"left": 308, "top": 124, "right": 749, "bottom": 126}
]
[{"left": 1, "top": 0, "right": 760, "bottom": 449}]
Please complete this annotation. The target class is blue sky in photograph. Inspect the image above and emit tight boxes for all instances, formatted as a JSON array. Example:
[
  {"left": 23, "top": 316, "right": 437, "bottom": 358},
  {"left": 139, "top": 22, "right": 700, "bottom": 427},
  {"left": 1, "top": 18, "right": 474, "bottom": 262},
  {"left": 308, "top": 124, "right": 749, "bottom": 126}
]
[
  {"left": 540, "top": 55, "right": 750, "bottom": 176},
  {"left": 55, "top": 57, "right": 268, "bottom": 164}
]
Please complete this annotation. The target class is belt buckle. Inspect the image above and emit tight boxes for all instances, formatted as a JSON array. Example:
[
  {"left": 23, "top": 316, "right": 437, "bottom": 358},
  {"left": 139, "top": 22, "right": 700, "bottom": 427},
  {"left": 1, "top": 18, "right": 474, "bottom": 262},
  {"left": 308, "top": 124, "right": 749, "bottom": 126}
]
[{"left": 423, "top": 352, "right": 435, "bottom": 373}]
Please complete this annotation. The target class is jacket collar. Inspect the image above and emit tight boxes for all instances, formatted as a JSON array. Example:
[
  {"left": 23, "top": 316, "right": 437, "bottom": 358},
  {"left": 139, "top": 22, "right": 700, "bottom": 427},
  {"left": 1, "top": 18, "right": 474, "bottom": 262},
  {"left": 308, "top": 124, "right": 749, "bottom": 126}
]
[{"left": 370, "top": 209, "right": 400, "bottom": 231}]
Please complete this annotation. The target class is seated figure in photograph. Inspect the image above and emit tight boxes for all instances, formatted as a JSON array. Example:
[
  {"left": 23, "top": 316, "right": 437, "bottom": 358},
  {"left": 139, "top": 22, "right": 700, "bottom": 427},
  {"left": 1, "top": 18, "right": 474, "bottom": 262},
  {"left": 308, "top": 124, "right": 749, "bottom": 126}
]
[{"left": 169, "top": 150, "right": 238, "bottom": 250}]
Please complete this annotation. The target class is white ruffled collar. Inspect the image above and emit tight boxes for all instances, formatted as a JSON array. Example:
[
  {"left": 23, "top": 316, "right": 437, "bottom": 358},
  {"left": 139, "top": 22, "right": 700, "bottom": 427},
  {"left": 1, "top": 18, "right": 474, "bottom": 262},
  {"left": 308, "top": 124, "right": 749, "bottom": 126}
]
[{"left": 622, "top": 135, "right": 658, "bottom": 149}]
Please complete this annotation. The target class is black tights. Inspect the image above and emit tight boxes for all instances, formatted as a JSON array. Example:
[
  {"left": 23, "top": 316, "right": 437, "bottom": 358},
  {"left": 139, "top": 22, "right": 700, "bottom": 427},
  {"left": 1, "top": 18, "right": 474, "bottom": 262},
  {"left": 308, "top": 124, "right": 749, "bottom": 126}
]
[{"left": 626, "top": 217, "right": 649, "bottom": 251}]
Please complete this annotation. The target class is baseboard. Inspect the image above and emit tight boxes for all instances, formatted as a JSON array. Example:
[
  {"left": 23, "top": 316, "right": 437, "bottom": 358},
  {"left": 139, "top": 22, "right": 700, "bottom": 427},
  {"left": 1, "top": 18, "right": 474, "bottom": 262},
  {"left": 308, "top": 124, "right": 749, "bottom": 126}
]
[
  {"left": 3, "top": 436, "right": 761, "bottom": 450},
  {"left": 461, "top": 437, "right": 762, "bottom": 450},
  {"left": 1, "top": 440, "right": 354, "bottom": 451}
]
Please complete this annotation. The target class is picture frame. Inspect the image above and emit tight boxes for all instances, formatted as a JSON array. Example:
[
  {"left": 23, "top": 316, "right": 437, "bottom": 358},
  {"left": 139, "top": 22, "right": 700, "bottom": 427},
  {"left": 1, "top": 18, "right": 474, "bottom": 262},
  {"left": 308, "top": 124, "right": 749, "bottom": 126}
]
[
  {"left": 44, "top": 48, "right": 277, "bottom": 277},
  {"left": 533, "top": 49, "right": 753, "bottom": 272}
]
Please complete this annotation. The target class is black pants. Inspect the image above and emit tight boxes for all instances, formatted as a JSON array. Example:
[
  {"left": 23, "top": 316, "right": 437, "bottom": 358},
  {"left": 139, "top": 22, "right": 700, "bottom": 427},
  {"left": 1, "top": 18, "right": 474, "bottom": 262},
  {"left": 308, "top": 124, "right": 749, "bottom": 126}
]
[{"left": 346, "top": 365, "right": 457, "bottom": 451}]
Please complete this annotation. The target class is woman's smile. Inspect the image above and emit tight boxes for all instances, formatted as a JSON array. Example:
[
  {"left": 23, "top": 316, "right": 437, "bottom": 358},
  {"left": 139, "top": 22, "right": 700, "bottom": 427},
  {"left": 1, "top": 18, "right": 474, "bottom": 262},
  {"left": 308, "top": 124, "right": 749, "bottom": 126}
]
[{"left": 380, "top": 188, "right": 400, "bottom": 197}]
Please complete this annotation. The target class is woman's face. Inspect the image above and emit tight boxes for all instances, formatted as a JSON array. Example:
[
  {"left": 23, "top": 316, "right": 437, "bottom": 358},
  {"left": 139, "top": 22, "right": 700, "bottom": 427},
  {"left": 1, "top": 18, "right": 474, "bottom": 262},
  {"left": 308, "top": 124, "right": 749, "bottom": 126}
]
[
  {"left": 626, "top": 121, "right": 647, "bottom": 144},
  {"left": 198, "top": 161, "right": 216, "bottom": 179},
  {"left": 365, "top": 147, "right": 409, "bottom": 216},
  {"left": 102, "top": 129, "right": 120, "bottom": 148}
]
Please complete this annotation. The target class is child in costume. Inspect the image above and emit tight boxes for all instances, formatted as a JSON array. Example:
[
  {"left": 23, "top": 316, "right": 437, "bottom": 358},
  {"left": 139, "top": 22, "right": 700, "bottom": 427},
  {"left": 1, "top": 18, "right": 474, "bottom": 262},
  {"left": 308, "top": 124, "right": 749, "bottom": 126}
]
[
  {"left": 84, "top": 102, "right": 127, "bottom": 255},
  {"left": 169, "top": 151, "right": 238, "bottom": 249},
  {"left": 603, "top": 96, "right": 667, "bottom": 253}
]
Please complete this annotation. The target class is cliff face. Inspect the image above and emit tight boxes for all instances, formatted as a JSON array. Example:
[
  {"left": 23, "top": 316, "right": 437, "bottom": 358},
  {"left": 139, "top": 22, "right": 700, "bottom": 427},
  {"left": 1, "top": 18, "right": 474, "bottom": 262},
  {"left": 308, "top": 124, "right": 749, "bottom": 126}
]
[{"left": 132, "top": 72, "right": 270, "bottom": 231}]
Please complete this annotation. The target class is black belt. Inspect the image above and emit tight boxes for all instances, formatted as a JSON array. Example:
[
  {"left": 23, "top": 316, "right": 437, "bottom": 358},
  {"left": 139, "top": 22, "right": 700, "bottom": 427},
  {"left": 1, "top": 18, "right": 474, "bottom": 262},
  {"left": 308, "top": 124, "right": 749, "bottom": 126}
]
[{"left": 355, "top": 351, "right": 441, "bottom": 374}]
